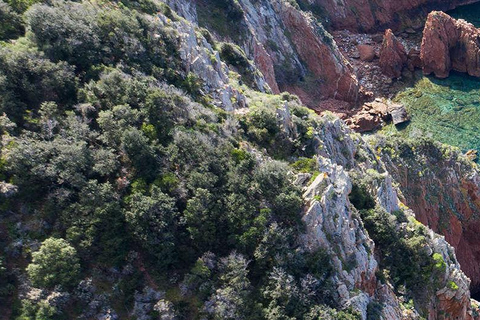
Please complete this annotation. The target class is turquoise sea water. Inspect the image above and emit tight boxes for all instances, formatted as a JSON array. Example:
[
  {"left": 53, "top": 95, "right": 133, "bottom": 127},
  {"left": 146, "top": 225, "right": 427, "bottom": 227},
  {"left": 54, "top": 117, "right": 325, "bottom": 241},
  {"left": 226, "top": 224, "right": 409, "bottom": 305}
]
[
  {"left": 388, "top": 3, "right": 480, "bottom": 152},
  {"left": 392, "top": 73, "right": 480, "bottom": 152},
  {"left": 449, "top": 2, "right": 480, "bottom": 27}
]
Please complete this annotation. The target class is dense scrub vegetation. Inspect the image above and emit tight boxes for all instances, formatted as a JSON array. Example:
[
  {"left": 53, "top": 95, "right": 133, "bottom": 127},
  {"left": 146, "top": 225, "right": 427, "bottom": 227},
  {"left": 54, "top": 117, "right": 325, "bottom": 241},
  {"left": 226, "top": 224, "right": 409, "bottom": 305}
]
[
  {"left": 0, "top": 0, "right": 460, "bottom": 319},
  {"left": 0, "top": 0, "right": 360, "bottom": 318}
]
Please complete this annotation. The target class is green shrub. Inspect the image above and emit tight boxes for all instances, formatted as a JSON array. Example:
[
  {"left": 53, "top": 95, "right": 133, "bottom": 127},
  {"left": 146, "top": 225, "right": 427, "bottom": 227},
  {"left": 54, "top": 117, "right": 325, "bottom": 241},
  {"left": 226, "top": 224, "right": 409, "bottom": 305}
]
[
  {"left": 0, "top": 1, "right": 23, "bottom": 40},
  {"left": 0, "top": 45, "right": 77, "bottom": 126},
  {"left": 349, "top": 184, "right": 375, "bottom": 211},
  {"left": 26, "top": 238, "right": 80, "bottom": 289},
  {"left": 291, "top": 157, "right": 317, "bottom": 173}
]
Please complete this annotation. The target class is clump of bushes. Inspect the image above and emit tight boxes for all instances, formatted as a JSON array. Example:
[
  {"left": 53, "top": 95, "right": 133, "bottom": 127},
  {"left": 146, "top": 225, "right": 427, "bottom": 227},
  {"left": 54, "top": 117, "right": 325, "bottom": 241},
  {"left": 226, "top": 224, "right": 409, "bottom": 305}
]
[
  {"left": 0, "top": 1, "right": 24, "bottom": 40},
  {"left": 26, "top": 238, "right": 80, "bottom": 289}
]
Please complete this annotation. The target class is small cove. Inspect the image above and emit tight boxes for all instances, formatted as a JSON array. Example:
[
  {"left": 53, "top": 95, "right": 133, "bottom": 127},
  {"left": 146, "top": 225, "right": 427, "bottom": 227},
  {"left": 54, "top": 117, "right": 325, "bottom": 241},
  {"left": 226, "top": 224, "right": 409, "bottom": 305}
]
[{"left": 386, "top": 2, "right": 480, "bottom": 153}]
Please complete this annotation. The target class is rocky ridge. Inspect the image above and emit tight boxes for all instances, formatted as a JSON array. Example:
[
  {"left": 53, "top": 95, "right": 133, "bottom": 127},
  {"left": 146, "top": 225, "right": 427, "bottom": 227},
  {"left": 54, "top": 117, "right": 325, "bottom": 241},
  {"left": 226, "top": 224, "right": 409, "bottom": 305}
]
[
  {"left": 177, "top": 0, "right": 361, "bottom": 110},
  {"left": 374, "top": 135, "right": 480, "bottom": 295},
  {"left": 275, "top": 106, "right": 480, "bottom": 319}
]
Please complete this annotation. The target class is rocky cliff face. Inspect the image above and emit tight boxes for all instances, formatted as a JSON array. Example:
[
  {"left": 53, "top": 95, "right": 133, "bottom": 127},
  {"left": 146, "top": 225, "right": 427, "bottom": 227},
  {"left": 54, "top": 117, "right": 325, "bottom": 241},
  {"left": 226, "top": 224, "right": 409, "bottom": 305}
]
[
  {"left": 156, "top": 2, "right": 480, "bottom": 318},
  {"left": 374, "top": 135, "right": 480, "bottom": 295},
  {"left": 311, "top": 0, "right": 480, "bottom": 32},
  {"left": 275, "top": 108, "right": 478, "bottom": 319},
  {"left": 421, "top": 11, "right": 480, "bottom": 78},
  {"left": 175, "top": 0, "right": 360, "bottom": 109}
]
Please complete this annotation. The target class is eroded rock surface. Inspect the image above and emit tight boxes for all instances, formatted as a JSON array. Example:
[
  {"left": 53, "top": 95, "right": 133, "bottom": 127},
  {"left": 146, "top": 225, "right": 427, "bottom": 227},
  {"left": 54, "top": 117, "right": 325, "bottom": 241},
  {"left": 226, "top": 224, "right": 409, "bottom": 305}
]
[
  {"left": 311, "top": 0, "right": 480, "bottom": 32},
  {"left": 375, "top": 136, "right": 480, "bottom": 295},
  {"left": 421, "top": 11, "right": 480, "bottom": 78},
  {"left": 379, "top": 29, "right": 408, "bottom": 78},
  {"left": 181, "top": 0, "right": 360, "bottom": 109}
]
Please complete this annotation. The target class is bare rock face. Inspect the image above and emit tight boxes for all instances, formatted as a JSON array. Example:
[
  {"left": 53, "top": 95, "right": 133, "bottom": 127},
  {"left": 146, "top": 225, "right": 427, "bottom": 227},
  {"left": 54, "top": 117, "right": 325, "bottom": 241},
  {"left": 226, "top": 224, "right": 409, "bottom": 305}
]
[
  {"left": 421, "top": 11, "right": 480, "bottom": 78},
  {"left": 156, "top": 10, "right": 252, "bottom": 111},
  {"left": 376, "top": 137, "right": 480, "bottom": 295},
  {"left": 297, "top": 113, "right": 476, "bottom": 319},
  {"left": 276, "top": 2, "right": 359, "bottom": 105},
  {"left": 311, "top": 0, "right": 479, "bottom": 33},
  {"left": 184, "top": 0, "right": 359, "bottom": 109},
  {"left": 379, "top": 29, "right": 407, "bottom": 78}
]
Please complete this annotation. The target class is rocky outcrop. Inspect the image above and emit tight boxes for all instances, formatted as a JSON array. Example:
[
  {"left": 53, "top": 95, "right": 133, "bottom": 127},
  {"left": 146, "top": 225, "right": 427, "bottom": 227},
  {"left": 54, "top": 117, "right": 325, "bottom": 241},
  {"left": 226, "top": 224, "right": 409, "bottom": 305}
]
[
  {"left": 379, "top": 29, "right": 407, "bottom": 78},
  {"left": 185, "top": 0, "right": 359, "bottom": 109},
  {"left": 157, "top": 8, "right": 254, "bottom": 110},
  {"left": 274, "top": 106, "right": 478, "bottom": 319},
  {"left": 276, "top": 2, "right": 359, "bottom": 105},
  {"left": 311, "top": 0, "right": 480, "bottom": 32},
  {"left": 421, "top": 11, "right": 480, "bottom": 78},
  {"left": 345, "top": 100, "right": 388, "bottom": 132},
  {"left": 375, "top": 136, "right": 480, "bottom": 295},
  {"left": 346, "top": 100, "right": 409, "bottom": 132}
]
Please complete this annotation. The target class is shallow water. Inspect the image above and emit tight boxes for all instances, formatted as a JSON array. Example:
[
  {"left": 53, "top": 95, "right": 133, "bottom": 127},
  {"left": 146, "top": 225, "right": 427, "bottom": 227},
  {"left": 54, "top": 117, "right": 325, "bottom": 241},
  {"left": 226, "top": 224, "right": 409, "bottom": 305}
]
[
  {"left": 449, "top": 2, "right": 480, "bottom": 27},
  {"left": 391, "top": 73, "right": 480, "bottom": 152},
  {"left": 387, "top": 3, "right": 480, "bottom": 152}
]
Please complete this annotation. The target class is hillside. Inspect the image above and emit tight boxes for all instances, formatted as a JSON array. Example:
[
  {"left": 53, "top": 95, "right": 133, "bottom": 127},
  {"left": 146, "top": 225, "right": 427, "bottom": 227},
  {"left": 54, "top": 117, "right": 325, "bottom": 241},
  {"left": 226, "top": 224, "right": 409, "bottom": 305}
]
[{"left": 1, "top": 0, "right": 480, "bottom": 319}]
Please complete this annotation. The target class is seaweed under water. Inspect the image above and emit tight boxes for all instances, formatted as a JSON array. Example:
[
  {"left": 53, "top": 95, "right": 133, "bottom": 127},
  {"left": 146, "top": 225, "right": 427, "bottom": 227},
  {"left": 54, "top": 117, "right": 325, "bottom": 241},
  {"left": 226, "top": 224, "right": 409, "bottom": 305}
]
[
  {"left": 385, "top": 3, "right": 480, "bottom": 152},
  {"left": 390, "top": 72, "right": 480, "bottom": 152}
]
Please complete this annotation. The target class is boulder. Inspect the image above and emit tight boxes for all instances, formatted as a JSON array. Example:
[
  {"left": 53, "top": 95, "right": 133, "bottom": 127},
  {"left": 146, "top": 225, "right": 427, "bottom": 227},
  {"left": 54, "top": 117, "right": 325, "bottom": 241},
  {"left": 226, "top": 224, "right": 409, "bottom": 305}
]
[
  {"left": 346, "top": 110, "right": 383, "bottom": 133},
  {"left": 421, "top": 11, "right": 480, "bottom": 78},
  {"left": 357, "top": 44, "right": 376, "bottom": 62},
  {"left": 379, "top": 29, "right": 407, "bottom": 78},
  {"left": 346, "top": 100, "right": 389, "bottom": 132},
  {"left": 387, "top": 103, "right": 410, "bottom": 125}
]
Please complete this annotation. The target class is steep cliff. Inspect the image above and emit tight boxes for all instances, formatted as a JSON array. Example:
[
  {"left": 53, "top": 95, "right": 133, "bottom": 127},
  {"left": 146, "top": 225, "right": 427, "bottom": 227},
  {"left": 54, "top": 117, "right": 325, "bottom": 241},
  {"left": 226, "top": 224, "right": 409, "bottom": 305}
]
[
  {"left": 266, "top": 105, "right": 480, "bottom": 319},
  {"left": 182, "top": 0, "right": 360, "bottom": 109},
  {"left": 374, "top": 135, "right": 480, "bottom": 295},
  {"left": 307, "top": 0, "right": 480, "bottom": 32},
  {"left": 421, "top": 11, "right": 480, "bottom": 78},
  {"left": 1, "top": 0, "right": 480, "bottom": 319}
]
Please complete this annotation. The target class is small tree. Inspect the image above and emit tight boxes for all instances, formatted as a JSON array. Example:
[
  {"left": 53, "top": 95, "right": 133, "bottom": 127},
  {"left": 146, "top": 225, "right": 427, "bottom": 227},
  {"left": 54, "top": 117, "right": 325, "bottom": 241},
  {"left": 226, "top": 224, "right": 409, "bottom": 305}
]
[{"left": 26, "top": 238, "right": 80, "bottom": 289}]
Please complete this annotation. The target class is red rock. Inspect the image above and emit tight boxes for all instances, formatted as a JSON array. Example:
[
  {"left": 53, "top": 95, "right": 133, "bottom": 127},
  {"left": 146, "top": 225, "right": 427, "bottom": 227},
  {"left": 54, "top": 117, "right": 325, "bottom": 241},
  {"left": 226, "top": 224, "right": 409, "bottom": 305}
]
[
  {"left": 421, "top": 11, "right": 480, "bottom": 78},
  {"left": 384, "top": 143, "right": 480, "bottom": 293},
  {"left": 357, "top": 44, "right": 376, "bottom": 62},
  {"left": 379, "top": 29, "right": 407, "bottom": 78},
  {"left": 310, "top": 0, "right": 478, "bottom": 33},
  {"left": 346, "top": 100, "right": 389, "bottom": 132},
  {"left": 253, "top": 41, "right": 280, "bottom": 94},
  {"left": 279, "top": 3, "right": 359, "bottom": 105}
]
